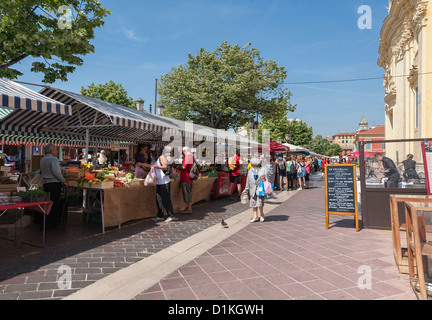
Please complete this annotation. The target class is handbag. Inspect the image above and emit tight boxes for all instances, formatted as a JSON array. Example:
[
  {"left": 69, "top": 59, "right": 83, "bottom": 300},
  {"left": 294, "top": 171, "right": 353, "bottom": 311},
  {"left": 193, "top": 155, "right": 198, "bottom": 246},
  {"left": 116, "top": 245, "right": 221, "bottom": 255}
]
[
  {"left": 144, "top": 167, "right": 157, "bottom": 186},
  {"left": 188, "top": 157, "right": 200, "bottom": 180},
  {"left": 257, "top": 182, "right": 267, "bottom": 198},
  {"left": 263, "top": 180, "right": 273, "bottom": 195}
]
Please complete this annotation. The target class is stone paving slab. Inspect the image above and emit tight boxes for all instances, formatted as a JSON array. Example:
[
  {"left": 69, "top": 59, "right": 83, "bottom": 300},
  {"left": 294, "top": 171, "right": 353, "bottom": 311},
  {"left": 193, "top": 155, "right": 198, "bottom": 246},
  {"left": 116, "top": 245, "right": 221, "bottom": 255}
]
[
  {"left": 132, "top": 176, "right": 417, "bottom": 301},
  {"left": 0, "top": 174, "right": 418, "bottom": 300}
]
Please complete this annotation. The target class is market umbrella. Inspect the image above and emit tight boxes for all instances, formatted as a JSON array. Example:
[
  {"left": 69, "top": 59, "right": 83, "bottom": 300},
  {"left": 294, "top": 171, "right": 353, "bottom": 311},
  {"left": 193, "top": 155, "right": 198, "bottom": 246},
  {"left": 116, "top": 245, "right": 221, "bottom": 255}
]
[
  {"left": 268, "top": 141, "right": 290, "bottom": 152},
  {"left": 282, "top": 143, "right": 310, "bottom": 154}
]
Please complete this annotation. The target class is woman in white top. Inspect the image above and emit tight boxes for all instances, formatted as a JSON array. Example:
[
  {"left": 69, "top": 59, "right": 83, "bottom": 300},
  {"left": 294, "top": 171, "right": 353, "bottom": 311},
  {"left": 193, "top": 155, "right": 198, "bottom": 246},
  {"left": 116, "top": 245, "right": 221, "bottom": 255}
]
[
  {"left": 98, "top": 150, "right": 108, "bottom": 166},
  {"left": 152, "top": 146, "right": 177, "bottom": 222}
]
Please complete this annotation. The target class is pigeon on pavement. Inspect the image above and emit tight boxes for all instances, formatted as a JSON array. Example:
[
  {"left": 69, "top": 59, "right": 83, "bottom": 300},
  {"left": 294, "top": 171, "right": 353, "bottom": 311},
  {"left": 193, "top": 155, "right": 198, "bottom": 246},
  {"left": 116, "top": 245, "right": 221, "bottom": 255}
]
[{"left": 221, "top": 219, "right": 229, "bottom": 228}]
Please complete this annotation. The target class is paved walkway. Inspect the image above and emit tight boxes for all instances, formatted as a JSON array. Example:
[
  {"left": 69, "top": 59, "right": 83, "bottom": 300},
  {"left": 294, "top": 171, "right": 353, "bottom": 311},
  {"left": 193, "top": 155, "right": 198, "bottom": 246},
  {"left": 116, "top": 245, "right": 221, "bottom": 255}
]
[{"left": 0, "top": 174, "right": 417, "bottom": 300}]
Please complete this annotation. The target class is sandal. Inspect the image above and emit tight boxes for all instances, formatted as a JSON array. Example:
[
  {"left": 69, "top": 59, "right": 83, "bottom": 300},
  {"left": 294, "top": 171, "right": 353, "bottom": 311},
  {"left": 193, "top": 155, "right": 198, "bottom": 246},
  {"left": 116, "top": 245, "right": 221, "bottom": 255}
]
[
  {"left": 250, "top": 218, "right": 259, "bottom": 223},
  {"left": 181, "top": 210, "right": 192, "bottom": 215}
]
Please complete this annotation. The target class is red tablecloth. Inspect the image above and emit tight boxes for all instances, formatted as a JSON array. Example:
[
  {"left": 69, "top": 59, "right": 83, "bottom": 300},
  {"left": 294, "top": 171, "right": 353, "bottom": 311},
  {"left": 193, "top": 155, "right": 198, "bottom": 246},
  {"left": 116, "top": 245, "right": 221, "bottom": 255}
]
[{"left": 0, "top": 201, "right": 53, "bottom": 214}]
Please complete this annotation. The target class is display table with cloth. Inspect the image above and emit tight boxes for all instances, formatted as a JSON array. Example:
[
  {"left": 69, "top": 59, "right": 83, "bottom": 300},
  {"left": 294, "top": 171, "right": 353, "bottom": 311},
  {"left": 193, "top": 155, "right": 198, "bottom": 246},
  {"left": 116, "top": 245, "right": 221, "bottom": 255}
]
[
  {"left": 71, "top": 177, "right": 217, "bottom": 233},
  {"left": 0, "top": 201, "right": 52, "bottom": 247}
]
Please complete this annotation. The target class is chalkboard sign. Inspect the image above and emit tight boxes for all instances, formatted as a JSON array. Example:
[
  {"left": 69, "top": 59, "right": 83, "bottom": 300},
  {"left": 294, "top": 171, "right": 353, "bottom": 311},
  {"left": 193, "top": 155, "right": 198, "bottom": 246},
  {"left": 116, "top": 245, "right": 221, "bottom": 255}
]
[{"left": 325, "top": 164, "right": 359, "bottom": 232}]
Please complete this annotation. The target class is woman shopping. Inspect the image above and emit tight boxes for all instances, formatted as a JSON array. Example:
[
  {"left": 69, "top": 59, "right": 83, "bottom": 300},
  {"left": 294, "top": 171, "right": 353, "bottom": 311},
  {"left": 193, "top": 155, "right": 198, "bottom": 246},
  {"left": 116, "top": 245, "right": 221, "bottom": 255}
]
[
  {"left": 242, "top": 158, "right": 268, "bottom": 223},
  {"left": 152, "top": 146, "right": 177, "bottom": 223}
]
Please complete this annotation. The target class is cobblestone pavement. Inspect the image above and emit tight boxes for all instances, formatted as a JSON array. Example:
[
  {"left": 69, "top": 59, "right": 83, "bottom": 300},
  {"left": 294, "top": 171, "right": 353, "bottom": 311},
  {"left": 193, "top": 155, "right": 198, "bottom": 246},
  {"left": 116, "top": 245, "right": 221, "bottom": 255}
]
[
  {"left": 0, "top": 174, "right": 417, "bottom": 300},
  {"left": 0, "top": 186, "right": 251, "bottom": 300}
]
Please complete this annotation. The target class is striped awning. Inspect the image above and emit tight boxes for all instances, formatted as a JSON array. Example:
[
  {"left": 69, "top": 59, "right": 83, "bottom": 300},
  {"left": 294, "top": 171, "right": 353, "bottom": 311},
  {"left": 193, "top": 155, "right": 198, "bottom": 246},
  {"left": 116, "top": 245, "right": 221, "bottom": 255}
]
[
  {"left": 0, "top": 83, "right": 257, "bottom": 149},
  {"left": 0, "top": 107, "right": 13, "bottom": 120},
  {"left": 0, "top": 78, "right": 72, "bottom": 116},
  {"left": 0, "top": 130, "right": 134, "bottom": 148}
]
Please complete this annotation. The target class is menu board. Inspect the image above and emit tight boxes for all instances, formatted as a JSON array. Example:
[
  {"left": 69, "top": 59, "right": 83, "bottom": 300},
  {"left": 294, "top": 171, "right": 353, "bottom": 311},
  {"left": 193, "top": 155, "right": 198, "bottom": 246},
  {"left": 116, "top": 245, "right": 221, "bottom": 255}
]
[
  {"left": 422, "top": 140, "right": 432, "bottom": 195},
  {"left": 325, "top": 164, "right": 359, "bottom": 231}
]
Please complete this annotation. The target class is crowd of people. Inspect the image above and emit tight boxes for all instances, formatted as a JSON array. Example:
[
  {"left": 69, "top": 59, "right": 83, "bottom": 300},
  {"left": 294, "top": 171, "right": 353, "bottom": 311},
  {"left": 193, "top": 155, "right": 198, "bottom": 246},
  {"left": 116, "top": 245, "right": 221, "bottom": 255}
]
[{"left": 39, "top": 140, "right": 423, "bottom": 230}]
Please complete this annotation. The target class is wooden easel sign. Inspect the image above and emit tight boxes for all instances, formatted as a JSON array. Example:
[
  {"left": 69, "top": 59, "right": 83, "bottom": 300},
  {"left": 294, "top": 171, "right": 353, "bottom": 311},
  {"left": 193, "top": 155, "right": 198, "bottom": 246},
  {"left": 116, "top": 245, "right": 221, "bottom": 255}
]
[{"left": 325, "top": 164, "right": 359, "bottom": 232}]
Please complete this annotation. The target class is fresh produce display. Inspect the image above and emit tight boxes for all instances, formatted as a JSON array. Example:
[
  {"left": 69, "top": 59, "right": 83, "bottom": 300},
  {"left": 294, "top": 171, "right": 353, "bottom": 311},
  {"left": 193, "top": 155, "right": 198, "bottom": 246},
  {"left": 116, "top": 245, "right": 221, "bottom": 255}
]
[
  {"left": 103, "top": 166, "right": 119, "bottom": 171},
  {"left": 80, "top": 163, "right": 93, "bottom": 170},
  {"left": 0, "top": 177, "right": 17, "bottom": 185},
  {"left": 113, "top": 179, "right": 126, "bottom": 188},
  {"left": 18, "top": 189, "right": 47, "bottom": 197}
]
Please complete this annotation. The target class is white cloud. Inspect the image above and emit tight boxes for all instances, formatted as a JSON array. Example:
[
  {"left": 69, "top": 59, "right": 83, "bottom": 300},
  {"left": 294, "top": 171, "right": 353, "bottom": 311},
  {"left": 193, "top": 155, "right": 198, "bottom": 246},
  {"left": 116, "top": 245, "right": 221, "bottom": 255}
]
[{"left": 121, "top": 26, "right": 150, "bottom": 43}]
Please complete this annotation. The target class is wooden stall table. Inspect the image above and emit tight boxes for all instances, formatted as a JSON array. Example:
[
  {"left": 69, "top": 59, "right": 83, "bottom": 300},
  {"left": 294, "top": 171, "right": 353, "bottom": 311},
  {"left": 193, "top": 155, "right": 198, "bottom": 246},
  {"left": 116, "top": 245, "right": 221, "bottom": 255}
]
[
  {"left": 405, "top": 201, "right": 432, "bottom": 300},
  {"left": 389, "top": 195, "right": 432, "bottom": 273},
  {"left": 69, "top": 177, "right": 217, "bottom": 235},
  {"left": 0, "top": 200, "right": 52, "bottom": 247}
]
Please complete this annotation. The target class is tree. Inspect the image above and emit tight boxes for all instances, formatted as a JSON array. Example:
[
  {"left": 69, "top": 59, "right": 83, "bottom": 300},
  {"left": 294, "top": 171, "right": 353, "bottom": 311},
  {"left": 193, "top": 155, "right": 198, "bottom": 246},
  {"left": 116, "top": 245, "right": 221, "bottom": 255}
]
[
  {"left": 158, "top": 41, "right": 296, "bottom": 130},
  {"left": 308, "top": 135, "right": 331, "bottom": 155},
  {"left": 0, "top": 0, "right": 111, "bottom": 83},
  {"left": 259, "top": 116, "right": 313, "bottom": 147},
  {"left": 80, "top": 81, "right": 136, "bottom": 109},
  {"left": 326, "top": 143, "right": 343, "bottom": 157}
]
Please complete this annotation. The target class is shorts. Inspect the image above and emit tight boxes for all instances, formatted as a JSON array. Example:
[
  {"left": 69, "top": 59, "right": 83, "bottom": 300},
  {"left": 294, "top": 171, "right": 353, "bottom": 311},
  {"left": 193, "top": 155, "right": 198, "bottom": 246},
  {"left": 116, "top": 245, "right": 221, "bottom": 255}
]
[
  {"left": 278, "top": 170, "right": 286, "bottom": 177},
  {"left": 230, "top": 175, "right": 241, "bottom": 184},
  {"left": 181, "top": 182, "right": 193, "bottom": 203}
]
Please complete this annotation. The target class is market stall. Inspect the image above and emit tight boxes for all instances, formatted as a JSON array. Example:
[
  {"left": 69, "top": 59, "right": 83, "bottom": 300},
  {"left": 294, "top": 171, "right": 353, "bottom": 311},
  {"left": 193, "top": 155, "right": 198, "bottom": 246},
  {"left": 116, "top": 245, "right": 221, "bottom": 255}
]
[
  {"left": 0, "top": 80, "right": 265, "bottom": 237},
  {"left": 102, "top": 177, "right": 217, "bottom": 229}
]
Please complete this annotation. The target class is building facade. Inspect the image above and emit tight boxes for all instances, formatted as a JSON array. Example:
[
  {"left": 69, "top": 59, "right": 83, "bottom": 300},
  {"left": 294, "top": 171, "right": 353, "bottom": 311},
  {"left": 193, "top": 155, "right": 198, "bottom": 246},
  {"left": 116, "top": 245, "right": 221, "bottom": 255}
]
[
  {"left": 378, "top": 0, "right": 432, "bottom": 161},
  {"left": 355, "top": 125, "right": 386, "bottom": 155},
  {"left": 332, "top": 132, "right": 357, "bottom": 156}
]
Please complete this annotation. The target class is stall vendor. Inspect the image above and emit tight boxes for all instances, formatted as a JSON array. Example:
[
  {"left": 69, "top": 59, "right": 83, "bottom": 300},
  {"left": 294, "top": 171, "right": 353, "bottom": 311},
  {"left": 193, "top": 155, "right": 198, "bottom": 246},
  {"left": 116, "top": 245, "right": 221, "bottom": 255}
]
[{"left": 135, "top": 144, "right": 151, "bottom": 166}]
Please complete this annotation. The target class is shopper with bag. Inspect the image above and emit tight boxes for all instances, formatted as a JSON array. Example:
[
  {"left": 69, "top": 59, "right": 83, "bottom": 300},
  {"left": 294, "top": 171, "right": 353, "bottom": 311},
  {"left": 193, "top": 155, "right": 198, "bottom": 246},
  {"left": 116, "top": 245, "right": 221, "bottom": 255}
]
[
  {"left": 180, "top": 147, "right": 194, "bottom": 215},
  {"left": 152, "top": 146, "right": 177, "bottom": 223},
  {"left": 242, "top": 157, "right": 268, "bottom": 223},
  {"left": 296, "top": 156, "right": 306, "bottom": 190}
]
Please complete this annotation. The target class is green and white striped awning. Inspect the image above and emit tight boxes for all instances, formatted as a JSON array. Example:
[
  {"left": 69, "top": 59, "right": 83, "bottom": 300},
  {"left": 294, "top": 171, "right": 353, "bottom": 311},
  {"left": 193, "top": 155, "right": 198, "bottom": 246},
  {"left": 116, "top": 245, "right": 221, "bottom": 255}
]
[{"left": 0, "top": 130, "right": 134, "bottom": 148}]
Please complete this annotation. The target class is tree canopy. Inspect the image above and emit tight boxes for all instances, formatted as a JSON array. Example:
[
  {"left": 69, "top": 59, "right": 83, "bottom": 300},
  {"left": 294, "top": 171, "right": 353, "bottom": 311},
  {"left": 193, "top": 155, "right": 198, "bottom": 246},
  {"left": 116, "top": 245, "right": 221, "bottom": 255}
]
[
  {"left": 0, "top": 0, "right": 111, "bottom": 83},
  {"left": 158, "top": 41, "right": 296, "bottom": 131},
  {"left": 259, "top": 114, "right": 313, "bottom": 147},
  {"left": 80, "top": 81, "right": 136, "bottom": 109}
]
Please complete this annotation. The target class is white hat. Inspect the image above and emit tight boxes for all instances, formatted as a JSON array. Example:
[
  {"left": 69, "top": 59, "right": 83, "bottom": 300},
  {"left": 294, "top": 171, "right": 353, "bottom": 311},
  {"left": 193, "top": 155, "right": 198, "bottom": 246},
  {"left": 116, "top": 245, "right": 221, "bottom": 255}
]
[
  {"left": 250, "top": 157, "right": 260, "bottom": 165},
  {"left": 182, "top": 147, "right": 190, "bottom": 152}
]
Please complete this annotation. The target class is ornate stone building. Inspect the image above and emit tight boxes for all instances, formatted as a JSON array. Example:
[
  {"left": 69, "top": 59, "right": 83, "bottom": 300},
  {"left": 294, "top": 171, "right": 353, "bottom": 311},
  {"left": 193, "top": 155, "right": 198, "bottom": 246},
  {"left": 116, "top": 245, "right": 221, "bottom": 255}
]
[{"left": 378, "top": 0, "right": 431, "bottom": 160}]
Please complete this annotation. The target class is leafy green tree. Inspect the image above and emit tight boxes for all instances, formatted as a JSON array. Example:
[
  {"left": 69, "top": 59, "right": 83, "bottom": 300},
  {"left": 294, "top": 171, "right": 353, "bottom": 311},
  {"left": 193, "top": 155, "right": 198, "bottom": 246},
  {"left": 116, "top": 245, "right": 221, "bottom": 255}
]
[
  {"left": 158, "top": 41, "right": 296, "bottom": 130},
  {"left": 256, "top": 114, "right": 312, "bottom": 146},
  {"left": 0, "top": 0, "right": 111, "bottom": 83},
  {"left": 80, "top": 81, "right": 136, "bottom": 109},
  {"left": 308, "top": 135, "right": 331, "bottom": 155},
  {"left": 326, "top": 143, "right": 343, "bottom": 156}
]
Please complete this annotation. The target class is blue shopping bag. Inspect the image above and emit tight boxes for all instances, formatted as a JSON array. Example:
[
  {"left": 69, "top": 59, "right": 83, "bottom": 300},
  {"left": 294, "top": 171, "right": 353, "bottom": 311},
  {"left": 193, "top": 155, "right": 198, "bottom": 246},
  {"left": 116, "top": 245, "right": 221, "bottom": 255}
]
[{"left": 257, "top": 182, "right": 267, "bottom": 197}]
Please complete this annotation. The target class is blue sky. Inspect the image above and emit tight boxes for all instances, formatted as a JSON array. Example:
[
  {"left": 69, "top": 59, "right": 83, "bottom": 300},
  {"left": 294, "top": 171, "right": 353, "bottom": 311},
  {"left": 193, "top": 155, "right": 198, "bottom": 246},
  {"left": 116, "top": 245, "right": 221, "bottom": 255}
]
[{"left": 16, "top": 0, "right": 389, "bottom": 138}]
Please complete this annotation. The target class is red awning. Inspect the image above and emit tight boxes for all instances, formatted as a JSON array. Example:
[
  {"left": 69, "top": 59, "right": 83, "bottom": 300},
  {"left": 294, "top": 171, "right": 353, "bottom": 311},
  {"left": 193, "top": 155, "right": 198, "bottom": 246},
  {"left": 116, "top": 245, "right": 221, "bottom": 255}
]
[
  {"left": 268, "top": 141, "right": 290, "bottom": 152},
  {"left": 349, "top": 151, "right": 378, "bottom": 159}
]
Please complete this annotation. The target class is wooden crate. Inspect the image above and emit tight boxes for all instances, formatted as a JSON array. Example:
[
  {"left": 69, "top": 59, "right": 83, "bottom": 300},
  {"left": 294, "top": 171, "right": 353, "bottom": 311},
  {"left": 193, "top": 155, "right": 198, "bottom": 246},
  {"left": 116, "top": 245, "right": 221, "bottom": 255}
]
[
  {"left": 129, "top": 179, "right": 144, "bottom": 187},
  {"left": 83, "top": 181, "right": 114, "bottom": 189},
  {"left": 66, "top": 172, "right": 81, "bottom": 181},
  {"left": 0, "top": 184, "right": 19, "bottom": 193}
]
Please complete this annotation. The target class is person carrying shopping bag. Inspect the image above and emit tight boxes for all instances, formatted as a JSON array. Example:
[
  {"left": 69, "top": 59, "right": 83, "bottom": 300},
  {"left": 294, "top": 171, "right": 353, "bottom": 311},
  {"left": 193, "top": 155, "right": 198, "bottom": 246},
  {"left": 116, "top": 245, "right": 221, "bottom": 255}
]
[
  {"left": 152, "top": 146, "right": 177, "bottom": 223},
  {"left": 242, "top": 157, "right": 268, "bottom": 223}
]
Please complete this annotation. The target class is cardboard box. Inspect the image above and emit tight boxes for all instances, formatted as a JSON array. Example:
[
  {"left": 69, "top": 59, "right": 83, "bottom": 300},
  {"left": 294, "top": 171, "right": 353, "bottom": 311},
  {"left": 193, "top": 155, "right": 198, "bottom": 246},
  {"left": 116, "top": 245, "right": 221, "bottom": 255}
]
[{"left": 83, "top": 181, "right": 114, "bottom": 189}]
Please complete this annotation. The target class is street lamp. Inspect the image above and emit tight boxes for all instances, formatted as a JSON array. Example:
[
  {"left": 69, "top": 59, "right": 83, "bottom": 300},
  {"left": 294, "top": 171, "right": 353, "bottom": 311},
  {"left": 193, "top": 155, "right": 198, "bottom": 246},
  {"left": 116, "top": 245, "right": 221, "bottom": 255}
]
[{"left": 135, "top": 98, "right": 144, "bottom": 111}]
